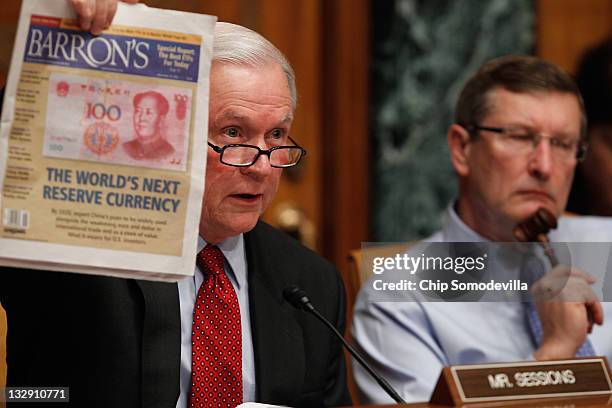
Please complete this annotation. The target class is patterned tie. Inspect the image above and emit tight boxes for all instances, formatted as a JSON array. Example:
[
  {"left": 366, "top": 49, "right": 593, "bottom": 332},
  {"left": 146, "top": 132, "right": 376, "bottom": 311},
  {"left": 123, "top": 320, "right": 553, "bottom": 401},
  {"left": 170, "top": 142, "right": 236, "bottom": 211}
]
[
  {"left": 190, "top": 245, "right": 243, "bottom": 407},
  {"left": 526, "top": 303, "right": 596, "bottom": 357},
  {"left": 523, "top": 255, "right": 595, "bottom": 357}
]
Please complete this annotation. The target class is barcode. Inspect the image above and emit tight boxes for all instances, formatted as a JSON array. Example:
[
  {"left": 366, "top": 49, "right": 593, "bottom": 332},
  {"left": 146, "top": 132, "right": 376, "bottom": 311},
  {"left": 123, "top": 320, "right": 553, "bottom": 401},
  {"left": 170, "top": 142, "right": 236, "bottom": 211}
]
[{"left": 3, "top": 208, "right": 29, "bottom": 229}]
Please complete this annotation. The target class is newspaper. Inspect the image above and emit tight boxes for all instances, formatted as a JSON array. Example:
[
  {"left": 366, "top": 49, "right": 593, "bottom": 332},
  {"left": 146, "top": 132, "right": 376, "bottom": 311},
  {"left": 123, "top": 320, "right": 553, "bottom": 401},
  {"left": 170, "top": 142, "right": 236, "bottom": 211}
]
[{"left": 0, "top": 0, "right": 216, "bottom": 281}]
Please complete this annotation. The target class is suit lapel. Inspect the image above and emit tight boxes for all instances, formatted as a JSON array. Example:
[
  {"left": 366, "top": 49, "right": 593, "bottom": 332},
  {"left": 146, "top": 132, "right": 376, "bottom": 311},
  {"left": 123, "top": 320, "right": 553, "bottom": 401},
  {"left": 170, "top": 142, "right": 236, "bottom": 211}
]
[
  {"left": 245, "top": 224, "right": 305, "bottom": 404},
  {"left": 134, "top": 280, "right": 181, "bottom": 408}
]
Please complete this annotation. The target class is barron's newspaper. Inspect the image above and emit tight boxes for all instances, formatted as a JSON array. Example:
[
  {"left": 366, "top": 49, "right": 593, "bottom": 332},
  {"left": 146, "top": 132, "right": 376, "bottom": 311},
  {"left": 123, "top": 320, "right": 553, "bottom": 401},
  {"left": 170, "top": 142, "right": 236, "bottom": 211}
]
[{"left": 0, "top": 0, "right": 216, "bottom": 281}]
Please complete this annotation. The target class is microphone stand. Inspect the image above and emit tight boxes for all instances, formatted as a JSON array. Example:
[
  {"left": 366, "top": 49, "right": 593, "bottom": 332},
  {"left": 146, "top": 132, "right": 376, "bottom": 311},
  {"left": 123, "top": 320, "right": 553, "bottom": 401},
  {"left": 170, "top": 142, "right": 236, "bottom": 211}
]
[{"left": 283, "top": 285, "right": 406, "bottom": 404}]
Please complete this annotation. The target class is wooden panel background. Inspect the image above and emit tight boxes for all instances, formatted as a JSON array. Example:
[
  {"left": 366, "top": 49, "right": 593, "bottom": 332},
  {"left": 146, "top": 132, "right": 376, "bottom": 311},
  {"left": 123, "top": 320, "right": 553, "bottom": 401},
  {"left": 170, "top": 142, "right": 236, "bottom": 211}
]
[{"left": 537, "top": 0, "right": 612, "bottom": 73}]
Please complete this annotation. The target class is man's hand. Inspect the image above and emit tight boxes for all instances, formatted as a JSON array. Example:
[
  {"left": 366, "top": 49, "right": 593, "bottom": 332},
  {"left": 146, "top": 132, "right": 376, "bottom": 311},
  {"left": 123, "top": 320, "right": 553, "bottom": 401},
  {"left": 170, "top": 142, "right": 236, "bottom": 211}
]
[
  {"left": 531, "top": 265, "right": 603, "bottom": 360},
  {"left": 69, "top": 0, "right": 139, "bottom": 35}
]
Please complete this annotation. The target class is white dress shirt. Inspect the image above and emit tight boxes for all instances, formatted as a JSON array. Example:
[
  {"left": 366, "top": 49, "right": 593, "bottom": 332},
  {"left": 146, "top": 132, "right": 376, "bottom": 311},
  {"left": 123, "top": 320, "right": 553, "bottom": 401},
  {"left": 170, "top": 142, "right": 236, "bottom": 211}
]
[{"left": 176, "top": 234, "right": 256, "bottom": 407}]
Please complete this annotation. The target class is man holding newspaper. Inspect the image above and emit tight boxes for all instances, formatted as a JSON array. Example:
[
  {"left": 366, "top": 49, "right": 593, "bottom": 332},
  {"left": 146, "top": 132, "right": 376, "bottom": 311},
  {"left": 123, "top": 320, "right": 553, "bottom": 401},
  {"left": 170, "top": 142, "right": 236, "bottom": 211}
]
[{"left": 0, "top": 1, "right": 351, "bottom": 407}]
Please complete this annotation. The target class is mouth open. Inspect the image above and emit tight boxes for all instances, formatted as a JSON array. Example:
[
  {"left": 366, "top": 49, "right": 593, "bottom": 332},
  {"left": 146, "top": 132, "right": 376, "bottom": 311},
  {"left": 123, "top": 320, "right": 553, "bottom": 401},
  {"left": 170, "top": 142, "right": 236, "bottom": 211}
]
[{"left": 231, "top": 193, "right": 262, "bottom": 203}]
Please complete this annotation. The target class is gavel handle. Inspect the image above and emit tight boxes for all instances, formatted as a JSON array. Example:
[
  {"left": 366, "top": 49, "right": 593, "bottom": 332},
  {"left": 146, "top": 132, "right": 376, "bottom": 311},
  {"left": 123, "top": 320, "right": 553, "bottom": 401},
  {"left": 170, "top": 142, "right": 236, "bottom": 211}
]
[
  {"left": 538, "top": 236, "right": 594, "bottom": 327},
  {"left": 539, "top": 239, "right": 559, "bottom": 267}
]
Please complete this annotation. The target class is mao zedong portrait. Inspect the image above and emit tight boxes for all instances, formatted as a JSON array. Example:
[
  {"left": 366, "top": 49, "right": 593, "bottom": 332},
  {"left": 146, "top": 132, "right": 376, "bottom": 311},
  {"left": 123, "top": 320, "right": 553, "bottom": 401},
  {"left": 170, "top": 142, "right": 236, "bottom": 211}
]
[{"left": 123, "top": 90, "right": 175, "bottom": 160}]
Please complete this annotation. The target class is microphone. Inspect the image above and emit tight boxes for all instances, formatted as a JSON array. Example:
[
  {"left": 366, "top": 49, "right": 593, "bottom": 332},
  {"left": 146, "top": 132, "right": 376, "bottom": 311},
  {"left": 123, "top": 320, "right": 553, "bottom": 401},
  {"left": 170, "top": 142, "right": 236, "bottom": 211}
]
[{"left": 283, "top": 285, "right": 406, "bottom": 404}]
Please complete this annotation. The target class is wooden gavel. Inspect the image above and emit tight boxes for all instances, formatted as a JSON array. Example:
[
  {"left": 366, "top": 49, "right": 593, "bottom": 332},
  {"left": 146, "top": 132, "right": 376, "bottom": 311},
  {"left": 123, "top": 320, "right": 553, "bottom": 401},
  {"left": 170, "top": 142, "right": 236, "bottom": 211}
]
[{"left": 513, "top": 208, "right": 559, "bottom": 266}]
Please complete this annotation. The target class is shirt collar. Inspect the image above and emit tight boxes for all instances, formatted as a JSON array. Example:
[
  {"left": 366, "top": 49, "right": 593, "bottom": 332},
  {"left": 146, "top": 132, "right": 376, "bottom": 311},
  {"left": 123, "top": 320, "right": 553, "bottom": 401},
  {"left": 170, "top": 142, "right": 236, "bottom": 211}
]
[
  {"left": 197, "top": 234, "right": 246, "bottom": 289},
  {"left": 442, "top": 201, "right": 490, "bottom": 242},
  {"left": 443, "top": 200, "right": 545, "bottom": 266}
]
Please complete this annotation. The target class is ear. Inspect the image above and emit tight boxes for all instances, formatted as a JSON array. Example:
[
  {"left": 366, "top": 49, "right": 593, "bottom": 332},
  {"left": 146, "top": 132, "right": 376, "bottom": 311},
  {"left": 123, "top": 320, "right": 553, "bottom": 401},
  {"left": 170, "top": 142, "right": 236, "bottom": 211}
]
[{"left": 447, "top": 123, "right": 472, "bottom": 177}]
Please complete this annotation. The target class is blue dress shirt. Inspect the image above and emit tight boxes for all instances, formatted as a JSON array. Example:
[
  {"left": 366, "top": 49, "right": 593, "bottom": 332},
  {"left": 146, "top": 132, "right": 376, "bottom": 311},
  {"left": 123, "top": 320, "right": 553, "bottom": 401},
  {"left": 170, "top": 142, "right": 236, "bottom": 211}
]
[{"left": 352, "top": 205, "right": 612, "bottom": 404}]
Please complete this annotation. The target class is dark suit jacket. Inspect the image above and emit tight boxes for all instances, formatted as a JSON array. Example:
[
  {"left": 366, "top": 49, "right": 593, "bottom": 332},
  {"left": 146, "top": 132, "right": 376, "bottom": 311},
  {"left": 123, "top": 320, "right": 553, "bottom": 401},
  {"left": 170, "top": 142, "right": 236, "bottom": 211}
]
[{"left": 1, "top": 221, "right": 351, "bottom": 407}]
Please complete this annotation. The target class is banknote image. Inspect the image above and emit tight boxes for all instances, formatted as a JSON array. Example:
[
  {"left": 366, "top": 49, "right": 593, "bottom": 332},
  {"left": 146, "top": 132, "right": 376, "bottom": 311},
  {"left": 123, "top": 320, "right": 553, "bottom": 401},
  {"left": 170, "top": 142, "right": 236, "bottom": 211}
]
[
  {"left": 44, "top": 72, "right": 192, "bottom": 171},
  {"left": 123, "top": 91, "right": 174, "bottom": 160}
]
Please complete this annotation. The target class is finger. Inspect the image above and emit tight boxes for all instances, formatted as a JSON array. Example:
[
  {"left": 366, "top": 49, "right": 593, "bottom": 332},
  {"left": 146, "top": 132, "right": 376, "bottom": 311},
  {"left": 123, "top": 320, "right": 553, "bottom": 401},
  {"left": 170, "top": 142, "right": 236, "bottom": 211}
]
[
  {"left": 569, "top": 267, "right": 596, "bottom": 284},
  {"left": 549, "top": 266, "right": 595, "bottom": 285},
  {"left": 587, "top": 300, "right": 604, "bottom": 325},
  {"left": 106, "top": 0, "right": 118, "bottom": 28},
  {"left": 90, "top": 0, "right": 109, "bottom": 35},
  {"left": 548, "top": 265, "right": 571, "bottom": 278},
  {"left": 585, "top": 302, "right": 595, "bottom": 333},
  {"left": 70, "top": 0, "right": 94, "bottom": 32},
  {"left": 550, "top": 273, "right": 597, "bottom": 299},
  {"left": 579, "top": 283, "right": 600, "bottom": 303},
  {"left": 121, "top": 0, "right": 140, "bottom": 3}
]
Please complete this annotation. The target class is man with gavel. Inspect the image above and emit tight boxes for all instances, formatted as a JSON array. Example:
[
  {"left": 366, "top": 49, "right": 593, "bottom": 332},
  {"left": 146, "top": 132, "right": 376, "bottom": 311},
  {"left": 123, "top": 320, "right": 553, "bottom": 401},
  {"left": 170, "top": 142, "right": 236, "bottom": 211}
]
[{"left": 352, "top": 55, "right": 612, "bottom": 403}]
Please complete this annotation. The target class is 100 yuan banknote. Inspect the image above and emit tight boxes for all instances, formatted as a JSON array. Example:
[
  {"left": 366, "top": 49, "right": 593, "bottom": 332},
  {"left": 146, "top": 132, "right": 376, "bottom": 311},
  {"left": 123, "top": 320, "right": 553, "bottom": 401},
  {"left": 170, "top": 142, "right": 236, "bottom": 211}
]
[{"left": 44, "top": 72, "right": 192, "bottom": 171}]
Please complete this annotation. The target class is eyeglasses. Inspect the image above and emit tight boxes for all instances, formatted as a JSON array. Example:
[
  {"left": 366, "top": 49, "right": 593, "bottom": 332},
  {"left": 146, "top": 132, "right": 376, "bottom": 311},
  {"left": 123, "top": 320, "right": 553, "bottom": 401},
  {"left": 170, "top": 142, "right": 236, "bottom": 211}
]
[
  {"left": 465, "top": 125, "right": 587, "bottom": 162},
  {"left": 208, "top": 136, "right": 307, "bottom": 168}
]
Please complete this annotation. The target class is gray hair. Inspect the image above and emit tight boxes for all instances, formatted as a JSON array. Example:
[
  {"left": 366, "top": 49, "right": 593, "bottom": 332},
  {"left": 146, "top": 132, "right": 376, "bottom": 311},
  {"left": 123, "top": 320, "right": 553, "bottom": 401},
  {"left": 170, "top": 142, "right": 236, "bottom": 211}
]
[{"left": 213, "top": 22, "right": 297, "bottom": 110}]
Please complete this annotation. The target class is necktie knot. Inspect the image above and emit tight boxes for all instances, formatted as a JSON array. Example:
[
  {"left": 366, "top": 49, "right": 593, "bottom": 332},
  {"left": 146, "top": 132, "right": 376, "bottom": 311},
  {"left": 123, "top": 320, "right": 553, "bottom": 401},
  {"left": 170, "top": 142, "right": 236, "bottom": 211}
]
[{"left": 196, "top": 244, "right": 225, "bottom": 276}]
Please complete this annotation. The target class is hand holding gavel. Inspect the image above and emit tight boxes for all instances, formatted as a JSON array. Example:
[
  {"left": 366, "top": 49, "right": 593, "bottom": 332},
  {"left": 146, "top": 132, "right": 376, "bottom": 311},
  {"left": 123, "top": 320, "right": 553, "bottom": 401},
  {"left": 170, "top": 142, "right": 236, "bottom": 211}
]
[{"left": 513, "top": 209, "right": 602, "bottom": 359}]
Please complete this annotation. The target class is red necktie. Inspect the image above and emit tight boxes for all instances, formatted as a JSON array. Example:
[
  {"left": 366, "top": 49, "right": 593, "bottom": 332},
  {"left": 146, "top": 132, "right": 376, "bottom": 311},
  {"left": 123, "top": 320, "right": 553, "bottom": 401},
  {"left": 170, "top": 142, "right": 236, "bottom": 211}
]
[{"left": 190, "top": 244, "right": 243, "bottom": 407}]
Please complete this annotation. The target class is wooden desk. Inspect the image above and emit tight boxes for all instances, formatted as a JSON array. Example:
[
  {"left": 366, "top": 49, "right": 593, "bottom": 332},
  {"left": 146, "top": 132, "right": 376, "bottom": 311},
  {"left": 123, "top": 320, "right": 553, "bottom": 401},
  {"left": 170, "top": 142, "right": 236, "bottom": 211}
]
[{"left": 357, "top": 394, "right": 612, "bottom": 407}]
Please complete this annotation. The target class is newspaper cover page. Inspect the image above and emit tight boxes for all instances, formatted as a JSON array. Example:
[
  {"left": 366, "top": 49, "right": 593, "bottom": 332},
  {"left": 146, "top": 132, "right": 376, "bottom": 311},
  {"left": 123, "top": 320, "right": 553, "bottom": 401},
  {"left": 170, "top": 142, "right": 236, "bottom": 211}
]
[{"left": 0, "top": 0, "right": 216, "bottom": 281}]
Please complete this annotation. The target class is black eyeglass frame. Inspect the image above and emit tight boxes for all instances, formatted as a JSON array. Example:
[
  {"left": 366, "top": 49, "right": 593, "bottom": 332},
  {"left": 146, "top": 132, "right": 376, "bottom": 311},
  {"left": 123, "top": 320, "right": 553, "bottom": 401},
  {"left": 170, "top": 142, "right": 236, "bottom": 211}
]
[
  {"left": 463, "top": 124, "right": 588, "bottom": 162},
  {"left": 207, "top": 136, "right": 307, "bottom": 168}
]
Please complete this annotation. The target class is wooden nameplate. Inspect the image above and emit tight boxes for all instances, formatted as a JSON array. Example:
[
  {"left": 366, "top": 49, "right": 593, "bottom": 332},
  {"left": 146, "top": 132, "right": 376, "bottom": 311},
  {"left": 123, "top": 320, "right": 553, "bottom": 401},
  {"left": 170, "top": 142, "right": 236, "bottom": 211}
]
[{"left": 430, "top": 357, "right": 612, "bottom": 406}]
